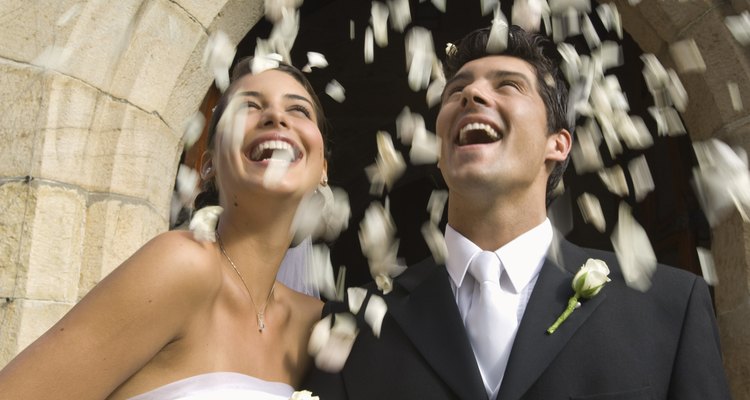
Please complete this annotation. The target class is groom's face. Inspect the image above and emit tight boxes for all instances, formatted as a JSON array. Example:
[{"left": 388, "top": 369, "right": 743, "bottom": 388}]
[{"left": 436, "top": 55, "right": 556, "bottom": 198}]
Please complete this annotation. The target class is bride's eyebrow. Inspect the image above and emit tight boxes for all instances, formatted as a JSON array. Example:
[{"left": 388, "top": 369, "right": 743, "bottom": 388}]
[{"left": 235, "top": 91, "right": 312, "bottom": 105}]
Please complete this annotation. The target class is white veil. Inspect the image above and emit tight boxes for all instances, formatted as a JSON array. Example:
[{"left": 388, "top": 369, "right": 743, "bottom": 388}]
[{"left": 276, "top": 237, "right": 320, "bottom": 298}]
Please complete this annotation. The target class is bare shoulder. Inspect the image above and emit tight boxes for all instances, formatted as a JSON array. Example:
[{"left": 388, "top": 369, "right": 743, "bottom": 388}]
[
  {"left": 280, "top": 285, "right": 324, "bottom": 323},
  {"left": 111, "top": 230, "right": 224, "bottom": 304}
]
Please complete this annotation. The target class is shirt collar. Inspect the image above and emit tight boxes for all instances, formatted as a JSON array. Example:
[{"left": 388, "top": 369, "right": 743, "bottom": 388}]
[{"left": 445, "top": 219, "right": 553, "bottom": 293}]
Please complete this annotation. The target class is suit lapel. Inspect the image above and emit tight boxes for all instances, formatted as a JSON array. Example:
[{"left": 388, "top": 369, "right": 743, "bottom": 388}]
[
  {"left": 386, "top": 259, "right": 488, "bottom": 400},
  {"left": 497, "top": 240, "right": 608, "bottom": 400}
]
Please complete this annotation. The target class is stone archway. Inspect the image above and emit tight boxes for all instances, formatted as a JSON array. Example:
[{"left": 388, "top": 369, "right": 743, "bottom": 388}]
[
  {"left": 612, "top": 1, "right": 750, "bottom": 397},
  {"left": 0, "top": 0, "right": 264, "bottom": 363},
  {"left": 0, "top": 0, "right": 748, "bottom": 397}
]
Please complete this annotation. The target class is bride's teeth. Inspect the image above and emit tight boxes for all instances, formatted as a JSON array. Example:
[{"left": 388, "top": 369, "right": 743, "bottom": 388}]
[
  {"left": 458, "top": 122, "right": 500, "bottom": 144},
  {"left": 250, "top": 140, "right": 297, "bottom": 161}
]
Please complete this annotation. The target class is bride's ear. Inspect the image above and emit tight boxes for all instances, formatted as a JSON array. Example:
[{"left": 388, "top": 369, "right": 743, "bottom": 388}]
[{"left": 320, "top": 159, "right": 328, "bottom": 186}]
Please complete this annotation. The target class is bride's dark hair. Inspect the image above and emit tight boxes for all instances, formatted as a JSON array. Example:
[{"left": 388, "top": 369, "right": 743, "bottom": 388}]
[{"left": 193, "top": 57, "right": 329, "bottom": 211}]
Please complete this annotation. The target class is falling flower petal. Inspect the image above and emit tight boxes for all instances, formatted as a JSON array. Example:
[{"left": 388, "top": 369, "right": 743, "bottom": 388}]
[
  {"left": 262, "top": 150, "right": 293, "bottom": 189},
  {"left": 350, "top": 20, "right": 356, "bottom": 40},
  {"left": 692, "top": 139, "right": 750, "bottom": 226},
  {"left": 427, "top": 190, "right": 448, "bottom": 225},
  {"left": 189, "top": 206, "right": 223, "bottom": 242},
  {"left": 304, "top": 51, "right": 329, "bottom": 72},
  {"left": 405, "top": 27, "right": 436, "bottom": 91},
  {"left": 481, "top": 0, "right": 500, "bottom": 16},
  {"left": 409, "top": 128, "right": 440, "bottom": 165},
  {"left": 581, "top": 14, "right": 600, "bottom": 49},
  {"left": 310, "top": 244, "right": 337, "bottom": 300},
  {"left": 372, "top": 2, "right": 390, "bottom": 48},
  {"left": 183, "top": 112, "right": 206, "bottom": 150},
  {"left": 364, "top": 26, "right": 375, "bottom": 64},
  {"left": 726, "top": 11, "right": 750, "bottom": 45},
  {"left": 431, "top": 0, "right": 446, "bottom": 13},
  {"left": 347, "top": 287, "right": 368, "bottom": 314},
  {"left": 57, "top": 4, "right": 81, "bottom": 26},
  {"left": 309, "top": 313, "right": 359, "bottom": 372},
  {"left": 364, "top": 294, "right": 388, "bottom": 337},
  {"left": 426, "top": 76, "right": 446, "bottom": 108},
  {"left": 577, "top": 192, "right": 606, "bottom": 233},
  {"left": 421, "top": 222, "right": 448, "bottom": 263},
  {"left": 696, "top": 247, "right": 719, "bottom": 286},
  {"left": 666, "top": 69, "right": 688, "bottom": 113},
  {"left": 203, "top": 30, "right": 236, "bottom": 92},
  {"left": 596, "top": 3, "right": 622, "bottom": 39},
  {"left": 611, "top": 202, "right": 657, "bottom": 292},
  {"left": 486, "top": 6, "right": 509, "bottom": 54},
  {"left": 176, "top": 164, "right": 200, "bottom": 205},
  {"left": 728, "top": 81, "right": 743, "bottom": 111},
  {"left": 32, "top": 46, "right": 72, "bottom": 70},
  {"left": 598, "top": 165, "right": 629, "bottom": 197},
  {"left": 396, "top": 106, "right": 418, "bottom": 145},
  {"left": 628, "top": 155, "right": 655, "bottom": 202},
  {"left": 387, "top": 0, "right": 411, "bottom": 32},
  {"left": 511, "top": 0, "right": 549, "bottom": 32},
  {"left": 570, "top": 119, "right": 604, "bottom": 174},
  {"left": 669, "top": 39, "right": 706, "bottom": 74},
  {"left": 325, "top": 79, "right": 346, "bottom": 102},
  {"left": 365, "top": 132, "right": 406, "bottom": 194},
  {"left": 264, "top": 0, "right": 303, "bottom": 23},
  {"left": 616, "top": 113, "right": 653, "bottom": 150}
]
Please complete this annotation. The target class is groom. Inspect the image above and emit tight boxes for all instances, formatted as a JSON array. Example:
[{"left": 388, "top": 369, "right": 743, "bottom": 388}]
[{"left": 303, "top": 26, "right": 730, "bottom": 399}]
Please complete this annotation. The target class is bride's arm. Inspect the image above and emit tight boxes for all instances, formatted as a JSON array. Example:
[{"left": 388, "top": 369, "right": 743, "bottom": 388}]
[{"left": 0, "top": 230, "right": 221, "bottom": 400}]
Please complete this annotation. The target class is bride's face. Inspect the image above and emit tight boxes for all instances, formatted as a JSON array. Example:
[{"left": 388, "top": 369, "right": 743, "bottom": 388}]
[{"left": 211, "top": 69, "right": 327, "bottom": 205}]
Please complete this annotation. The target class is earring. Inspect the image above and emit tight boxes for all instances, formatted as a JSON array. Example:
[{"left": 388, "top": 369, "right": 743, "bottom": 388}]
[
  {"left": 201, "top": 162, "right": 213, "bottom": 180},
  {"left": 320, "top": 176, "right": 329, "bottom": 187}
]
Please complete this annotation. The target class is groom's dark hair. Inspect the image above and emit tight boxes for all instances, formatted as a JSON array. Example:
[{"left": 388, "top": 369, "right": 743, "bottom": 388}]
[{"left": 442, "top": 25, "right": 571, "bottom": 206}]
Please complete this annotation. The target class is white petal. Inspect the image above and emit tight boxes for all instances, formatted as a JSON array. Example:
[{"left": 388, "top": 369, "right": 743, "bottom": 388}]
[
  {"left": 696, "top": 247, "right": 719, "bottom": 286},
  {"left": 364, "top": 26, "right": 375, "bottom": 64},
  {"left": 347, "top": 287, "right": 368, "bottom": 314},
  {"left": 57, "top": 4, "right": 81, "bottom": 26},
  {"left": 176, "top": 164, "right": 200, "bottom": 205},
  {"left": 481, "top": 0, "right": 499, "bottom": 16},
  {"left": 183, "top": 112, "right": 206, "bottom": 149},
  {"left": 405, "top": 27, "right": 435, "bottom": 91},
  {"left": 628, "top": 155, "right": 655, "bottom": 202},
  {"left": 427, "top": 190, "right": 448, "bottom": 225},
  {"left": 203, "top": 31, "right": 235, "bottom": 92},
  {"left": 421, "top": 222, "right": 448, "bottom": 263},
  {"left": 728, "top": 81, "right": 743, "bottom": 111},
  {"left": 387, "top": 0, "right": 411, "bottom": 32},
  {"left": 431, "top": 0, "right": 446, "bottom": 13},
  {"left": 364, "top": 294, "right": 388, "bottom": 337},
  {"left": 189, "top": 206, "right": 224, "bottom": 242},
  {"left": 372, "top": 2, "right": 390, "bottom": 48},
  {"left": 611, "top": 202, "right": 657, "bottom": 292},
  {"left": 307, "top": 51, "right": 329, "bottom": 69},
  {"left": 308, "top": 314, "right": 332, "bottom": 356},
  {"left": 725, "top": 11, "right": 750, "bottom": 45},
  {"left": 409, "top": 128, "right": 440, "bottom": 165},
  {"left": 313, "top": 313, "right": 359, "bottom": 373},
  {"left": 311, "top": 244, "right": 337, "bottom": 300},
  {"left": 262, "top": 150, "right": 293, "bottom": 189},
  {"left": 511, "top": 0, "right": 549, "bottom": 32},
  {"left": 669, "top": 39, "right": 706, "bottom": 74},
  {"left": 598, "top": 165, "right": 629, "bottom": 197},
  {"left": 486, "top": 6, "right": 509, "bottom": 54},
  {"left": 426, "top": 77, "right": 446, "bottom": 108},
  {"left": 325, "top": 79, "right": 346, "bottom": 103},
  {"left": 577, "top": 192, "right": 606, "bottom": 233}
]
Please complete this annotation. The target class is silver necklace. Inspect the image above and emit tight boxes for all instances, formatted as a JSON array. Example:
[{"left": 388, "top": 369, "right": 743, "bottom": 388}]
[{"left": 216, "top": 233, "right": 276, "bottom": 332}]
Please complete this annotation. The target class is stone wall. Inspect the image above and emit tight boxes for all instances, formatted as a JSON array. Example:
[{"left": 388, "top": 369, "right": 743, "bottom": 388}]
[
  {"left": 0, "top": 0, "right": 748, "bottom": 398},
  {"left": 0, "top": 0, "right": 263, "bottom": 362}
]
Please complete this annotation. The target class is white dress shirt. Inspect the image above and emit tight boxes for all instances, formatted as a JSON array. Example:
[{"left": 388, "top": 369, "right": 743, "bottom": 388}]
[{"left": 444, "top": 219, "right": 553, "bottom": 398}]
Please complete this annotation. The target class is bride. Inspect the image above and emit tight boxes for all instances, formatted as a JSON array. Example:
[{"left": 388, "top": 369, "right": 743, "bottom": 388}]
[{"left": 0, "top": 58, "right": 329, "bottom": 399}]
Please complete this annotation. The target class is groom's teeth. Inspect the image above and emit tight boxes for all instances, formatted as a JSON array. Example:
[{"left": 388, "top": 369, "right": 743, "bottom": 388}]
[{"left": 458, "top": 122, "right": 500, "bottom": 144}]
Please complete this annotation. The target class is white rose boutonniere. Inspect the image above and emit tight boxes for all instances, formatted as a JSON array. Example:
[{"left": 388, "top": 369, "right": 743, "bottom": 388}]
[
  {"left": 547, "top": 258, "right": 611, "bottom": 334},
  {"left": 290, "top": 390, "right": 319, "bottom": 400}
]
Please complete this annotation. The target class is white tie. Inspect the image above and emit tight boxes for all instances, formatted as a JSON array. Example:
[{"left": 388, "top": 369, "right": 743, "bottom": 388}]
[{"left": 465, "top": 251, "right": 517, "bottom": 398}]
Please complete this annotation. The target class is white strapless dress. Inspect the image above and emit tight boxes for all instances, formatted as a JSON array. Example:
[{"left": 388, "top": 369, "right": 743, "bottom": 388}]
[{"left": 126, "top": 372, "right": 295, "bottom": 400}]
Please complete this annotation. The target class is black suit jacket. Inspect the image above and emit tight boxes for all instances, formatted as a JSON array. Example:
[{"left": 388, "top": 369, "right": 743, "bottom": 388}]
[{"left": 303, "top": 239, "right": 731, "bottom": 399}]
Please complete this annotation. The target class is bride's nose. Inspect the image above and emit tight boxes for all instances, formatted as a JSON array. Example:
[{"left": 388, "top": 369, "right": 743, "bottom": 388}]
[{"left": 260, "top": 106, "right": 289, "bottom": 128}]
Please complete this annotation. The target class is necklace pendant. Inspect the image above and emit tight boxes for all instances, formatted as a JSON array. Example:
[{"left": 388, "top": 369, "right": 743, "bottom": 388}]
[{"left": 257, "top": 313, "right": 265, "bottom": 332}]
